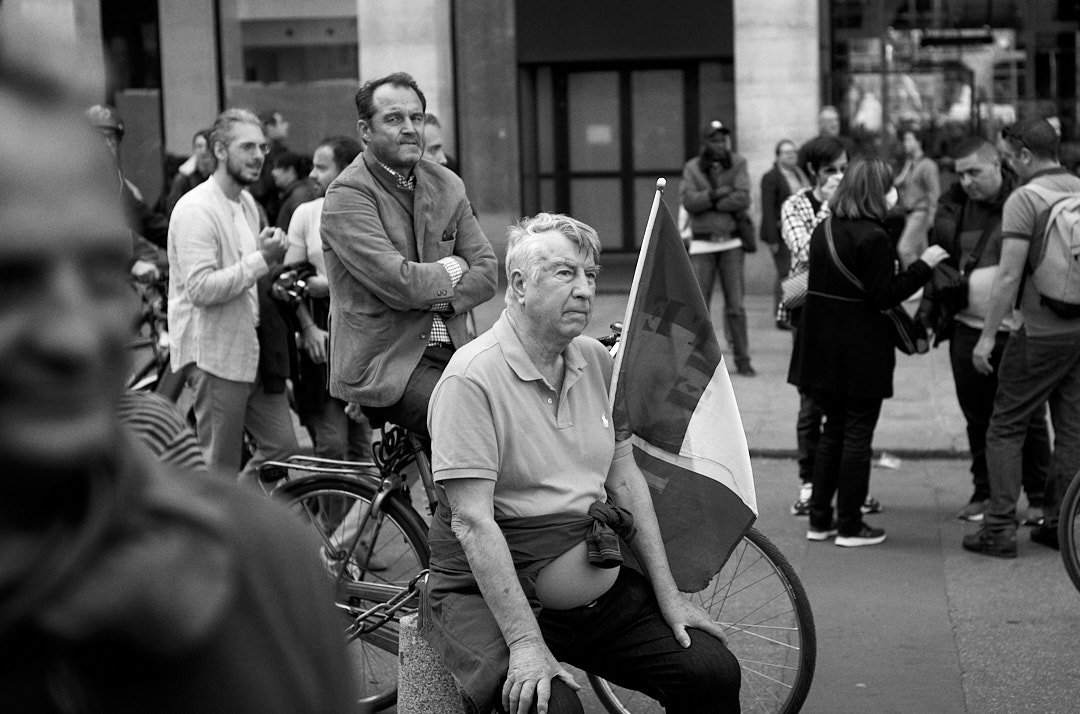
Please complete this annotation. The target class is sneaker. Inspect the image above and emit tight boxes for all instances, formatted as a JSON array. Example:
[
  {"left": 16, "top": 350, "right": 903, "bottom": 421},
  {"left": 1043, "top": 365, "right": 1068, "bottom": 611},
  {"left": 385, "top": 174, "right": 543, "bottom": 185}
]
[
  {"left": 957, "top": 500, "right": 988, "bottom": 522},
  {"left": 807, "top": 526, "right": 838, "bottom": 541},
  {"left": 1030, "top": 524, "right": 1060, "bottom": 550},
  {"left": 961, "top": 526, "right": 1017, "bottom": 558},
  {"left": 1020, "top": 506, "right": 1045, "bottom": 527},
  {"left": 861, "top": 495, "right": 883, "bottom": 515},
  {"left": 791, "top": 482, "right": 813, "bottom": 517},
  {"left": 835, "top": 525, "right": 887, "bottom": 547}
]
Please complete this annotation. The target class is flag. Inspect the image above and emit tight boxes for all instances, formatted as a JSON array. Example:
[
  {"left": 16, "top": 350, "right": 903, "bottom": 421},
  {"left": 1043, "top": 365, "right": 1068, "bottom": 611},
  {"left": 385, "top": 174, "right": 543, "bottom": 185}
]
[{"left": 611, "top": 195, "right": 757, "bottom": 593}]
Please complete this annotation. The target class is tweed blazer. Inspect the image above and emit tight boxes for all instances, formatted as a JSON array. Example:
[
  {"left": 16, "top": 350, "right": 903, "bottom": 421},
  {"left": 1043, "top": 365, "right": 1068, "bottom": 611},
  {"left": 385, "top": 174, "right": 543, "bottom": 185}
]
[{"left": 320, "top": 149, "right": 497, "bottom": 406}]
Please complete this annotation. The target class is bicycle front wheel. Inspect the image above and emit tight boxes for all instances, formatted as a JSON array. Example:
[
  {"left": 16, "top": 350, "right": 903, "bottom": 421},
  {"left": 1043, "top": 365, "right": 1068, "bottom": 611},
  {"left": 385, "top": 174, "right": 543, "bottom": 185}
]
[
  {"left": 278, "top": 474, "right": 430, "bottom": 711},
  {"left": 1059, "top": 470, "right": 1080, "bottom": 594},
  {"left": 589, "top": 527, "right": 816, "bottom": 714}
]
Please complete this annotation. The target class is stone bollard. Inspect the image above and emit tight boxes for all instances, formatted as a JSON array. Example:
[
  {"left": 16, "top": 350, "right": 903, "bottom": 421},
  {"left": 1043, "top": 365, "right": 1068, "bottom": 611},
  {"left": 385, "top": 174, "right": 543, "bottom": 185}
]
[{"left": 397, "top": 612, "right": 466, "bottom": 714}]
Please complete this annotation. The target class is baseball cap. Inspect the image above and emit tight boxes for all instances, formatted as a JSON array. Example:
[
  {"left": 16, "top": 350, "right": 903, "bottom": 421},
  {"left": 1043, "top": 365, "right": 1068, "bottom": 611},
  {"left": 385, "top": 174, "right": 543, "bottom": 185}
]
[{"left": 703, "top": 119, "right": 731, "bottom": 138}]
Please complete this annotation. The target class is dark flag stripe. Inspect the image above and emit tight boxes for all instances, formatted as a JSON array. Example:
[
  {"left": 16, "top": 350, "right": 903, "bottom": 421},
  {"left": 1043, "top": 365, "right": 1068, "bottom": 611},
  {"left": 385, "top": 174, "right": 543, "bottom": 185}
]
[
  {"left": 614, "top": 203, "right": 722, "bottom": 454},
  {"left": 634, "top": 444, "right": 756, "bottom": 593}
]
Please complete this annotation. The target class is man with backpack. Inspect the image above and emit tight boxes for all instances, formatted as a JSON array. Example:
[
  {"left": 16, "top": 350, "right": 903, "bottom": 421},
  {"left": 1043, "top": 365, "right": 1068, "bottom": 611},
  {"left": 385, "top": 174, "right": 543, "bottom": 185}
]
[{"left": 963, "top": 118, "right": 1080, "bottom": 558}]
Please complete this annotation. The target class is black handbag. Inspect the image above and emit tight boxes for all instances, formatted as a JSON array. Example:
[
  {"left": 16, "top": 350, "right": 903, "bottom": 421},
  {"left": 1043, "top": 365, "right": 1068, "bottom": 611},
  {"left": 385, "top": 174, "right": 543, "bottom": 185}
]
[
  {"left": 931, "top": 218, "right": 996, "bottom": 318},
  {"left": 824, "top": 217, "right": 929, "bottom": 355}
]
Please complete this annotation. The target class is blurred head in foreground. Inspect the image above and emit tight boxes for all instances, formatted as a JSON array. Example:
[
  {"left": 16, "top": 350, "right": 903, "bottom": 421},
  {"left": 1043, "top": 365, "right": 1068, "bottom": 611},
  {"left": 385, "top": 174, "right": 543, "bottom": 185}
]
[{"left": 0, "top": 33, "right": 134, "bottom": 480}]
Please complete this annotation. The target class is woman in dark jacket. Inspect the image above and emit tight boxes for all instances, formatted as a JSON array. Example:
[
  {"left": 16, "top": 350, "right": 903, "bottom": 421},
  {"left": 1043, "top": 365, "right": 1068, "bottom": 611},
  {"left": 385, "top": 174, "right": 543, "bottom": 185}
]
[
  {"left": 760, "top": 139, "right": 809, "bottom": 326},
  {"left": 788, "top": 158, "right": 948, "bottom": 547}
]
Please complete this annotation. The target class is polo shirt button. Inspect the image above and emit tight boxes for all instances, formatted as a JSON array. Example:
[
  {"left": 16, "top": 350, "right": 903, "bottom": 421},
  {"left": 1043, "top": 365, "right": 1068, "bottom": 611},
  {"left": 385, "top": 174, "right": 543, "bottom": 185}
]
[
  {"left": 438, "top": 290, "right": 447, "bottom": 296},
  {"left": 547, "top": 398, "right": 553, "bottom": 404},
  {"left": 419, "top": 333, "right": 427, "bottom": 340}
]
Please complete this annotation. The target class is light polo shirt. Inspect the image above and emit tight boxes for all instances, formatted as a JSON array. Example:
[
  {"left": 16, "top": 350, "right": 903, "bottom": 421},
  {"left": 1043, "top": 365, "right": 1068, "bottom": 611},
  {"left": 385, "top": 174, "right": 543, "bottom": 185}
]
[{"left": 429, "top": 310, "right": 632, "bottom": 518}]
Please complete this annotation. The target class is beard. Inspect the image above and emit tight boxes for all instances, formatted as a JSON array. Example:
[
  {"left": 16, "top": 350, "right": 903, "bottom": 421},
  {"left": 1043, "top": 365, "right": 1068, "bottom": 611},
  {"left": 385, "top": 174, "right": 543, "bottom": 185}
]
[{"left": 226, "top": 153, "right": 261, "bottom": 187}]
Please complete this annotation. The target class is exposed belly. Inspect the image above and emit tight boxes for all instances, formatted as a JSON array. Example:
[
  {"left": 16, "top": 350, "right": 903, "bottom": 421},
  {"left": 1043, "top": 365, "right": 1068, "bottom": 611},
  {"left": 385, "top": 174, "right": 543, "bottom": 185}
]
[{"left": 534, "top": 541, "right": 619, "bottom": 610}]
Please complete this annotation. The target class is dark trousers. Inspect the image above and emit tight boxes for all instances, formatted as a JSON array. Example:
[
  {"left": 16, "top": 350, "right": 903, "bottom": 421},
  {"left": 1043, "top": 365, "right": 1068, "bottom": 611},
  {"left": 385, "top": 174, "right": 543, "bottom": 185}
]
[
  {"left": 791, "top": 321, "right": 824, "bottom": 484},
  {"left": 796, "top": 390, "right": 824, "bottom": 484},
  {"left": 986, "top": 328, "right": 1080, "bottom": 530},
  {"left": 360, "top": 345, "right": 453, "bottom": 439},
  {"left": 809, "top": 390, "right": 884, "bottom": 536},
  {"left": 769, "top": 241, "right": 792, "bottom": 316},
  {"left": 948, "top": 324, "right": 1049, "bottom": 503},
  {"left": 533, "top": 567, "right": 742, "bottom": 713}
]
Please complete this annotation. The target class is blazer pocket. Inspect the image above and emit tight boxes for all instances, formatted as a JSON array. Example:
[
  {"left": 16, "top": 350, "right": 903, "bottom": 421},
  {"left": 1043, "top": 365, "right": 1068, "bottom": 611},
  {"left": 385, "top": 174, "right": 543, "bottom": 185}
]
[{"left": 436, "top": 236, "right": 457, "bottom": 259}]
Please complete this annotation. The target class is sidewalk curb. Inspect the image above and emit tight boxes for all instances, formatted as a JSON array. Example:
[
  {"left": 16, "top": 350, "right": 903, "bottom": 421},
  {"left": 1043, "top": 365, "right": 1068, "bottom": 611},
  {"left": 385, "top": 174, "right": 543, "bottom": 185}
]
[{"left": 750, "top": 449, "right": 971, "bottom": 460}]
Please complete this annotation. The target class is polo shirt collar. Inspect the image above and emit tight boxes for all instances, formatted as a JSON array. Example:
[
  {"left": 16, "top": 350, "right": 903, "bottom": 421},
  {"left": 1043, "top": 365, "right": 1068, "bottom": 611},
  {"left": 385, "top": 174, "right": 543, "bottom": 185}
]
[{"left": 494, "top": 311, "right": 587, "bottom": 386}]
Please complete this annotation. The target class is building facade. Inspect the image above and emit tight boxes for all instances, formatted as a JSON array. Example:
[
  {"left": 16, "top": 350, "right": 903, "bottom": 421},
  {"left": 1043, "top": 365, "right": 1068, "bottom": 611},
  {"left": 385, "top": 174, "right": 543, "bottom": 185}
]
[{"left": 8, "top": 0, "right": 1075, "bottom": 284}]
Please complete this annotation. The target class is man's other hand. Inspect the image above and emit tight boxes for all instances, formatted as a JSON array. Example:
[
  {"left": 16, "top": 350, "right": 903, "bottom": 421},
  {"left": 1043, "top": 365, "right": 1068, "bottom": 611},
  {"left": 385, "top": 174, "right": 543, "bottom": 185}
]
[
  {"left": 301, "top": 325, "right": 328, "bottom": 364},
  {"left": 658, "top": 593, "right": 729, "bottom": 649},
  {"left": 258, "top": 227, "right": 288, "bottom": 265},
  {"left": 503, "top": 636, "right": 580, "bottom": 714},
  {"left": 972, "top": 335, "right": 995, "bottom": 376},
  {"left": 344, "top": 401, "right": 366, "bottom": 424}
]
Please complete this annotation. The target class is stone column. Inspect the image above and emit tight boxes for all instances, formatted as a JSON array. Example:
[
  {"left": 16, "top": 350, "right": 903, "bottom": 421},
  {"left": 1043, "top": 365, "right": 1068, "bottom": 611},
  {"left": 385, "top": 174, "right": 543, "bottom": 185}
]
[
  {"left": 451, "top": 0, "right": 519, "bottom": 253},
  {"left": 159, "top": 0, "right": 219, "bottom": 154},
  {"left": 357, "top": 0, "right": 455, "bottom": 155},
  {"left": 733, "top": 0, "right": 820, "bottom": 293}
]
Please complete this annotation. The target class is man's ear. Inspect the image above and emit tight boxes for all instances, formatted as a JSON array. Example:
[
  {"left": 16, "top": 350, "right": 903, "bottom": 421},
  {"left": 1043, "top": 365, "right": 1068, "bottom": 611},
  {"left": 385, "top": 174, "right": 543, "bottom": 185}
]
[
  {"left": 357, "top": 119, "right": 371, "bottom": 142},
  {"left": 509, "top": 269, "right": 527, "bottom": 304}
]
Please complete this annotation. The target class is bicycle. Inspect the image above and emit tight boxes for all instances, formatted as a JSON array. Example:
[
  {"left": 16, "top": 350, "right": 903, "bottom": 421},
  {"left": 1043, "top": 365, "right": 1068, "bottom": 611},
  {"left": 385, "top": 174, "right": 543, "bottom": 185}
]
[
  {"left": 1059, "top": 469, "right": 1080, "bottom": 594},
  {"left": 263, "top": 328, "right": 817, "bottom": 713}
]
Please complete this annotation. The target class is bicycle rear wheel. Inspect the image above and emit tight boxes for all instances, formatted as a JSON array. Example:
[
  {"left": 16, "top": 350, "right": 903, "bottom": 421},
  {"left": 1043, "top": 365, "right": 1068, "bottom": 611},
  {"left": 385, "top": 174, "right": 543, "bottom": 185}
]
[
  {"left": 278, "top": 475, "right": 430, "bottom": 711},
  {"left": 589, "top": 527, "right": 816, "bottom": 714},
  {"left": 1059, "top": 470, "right": 1080, "bottom": 594}
]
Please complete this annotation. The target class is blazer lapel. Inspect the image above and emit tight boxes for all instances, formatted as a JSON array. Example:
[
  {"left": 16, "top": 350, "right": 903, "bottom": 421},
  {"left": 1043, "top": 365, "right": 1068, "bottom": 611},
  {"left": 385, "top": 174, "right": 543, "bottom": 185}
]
[{"left": 412, "top": 163, "right": 431, "bottom": 262}]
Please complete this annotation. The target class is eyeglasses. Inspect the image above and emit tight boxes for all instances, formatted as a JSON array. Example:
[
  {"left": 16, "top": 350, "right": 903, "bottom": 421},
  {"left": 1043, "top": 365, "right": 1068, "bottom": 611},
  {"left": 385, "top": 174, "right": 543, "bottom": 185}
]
[{"left": 235, "top": 141, "right": 270, "bottom": 155}]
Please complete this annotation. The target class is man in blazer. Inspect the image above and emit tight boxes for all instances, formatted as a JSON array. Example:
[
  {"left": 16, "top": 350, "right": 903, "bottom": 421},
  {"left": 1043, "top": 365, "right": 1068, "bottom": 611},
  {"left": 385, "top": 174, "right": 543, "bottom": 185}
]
[{"left": 321, "top": 72, "right": 497, "bottom": 438}]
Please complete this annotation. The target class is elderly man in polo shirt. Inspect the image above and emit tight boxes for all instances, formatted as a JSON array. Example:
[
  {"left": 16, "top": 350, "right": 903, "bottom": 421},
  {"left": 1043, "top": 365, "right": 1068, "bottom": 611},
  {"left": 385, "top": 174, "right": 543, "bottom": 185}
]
[
  {"left": 423, "top": 213, "right": 741, "bottom": 714},
  {"left": 321, "top": 72, "right": 497, "bottom": 438}
]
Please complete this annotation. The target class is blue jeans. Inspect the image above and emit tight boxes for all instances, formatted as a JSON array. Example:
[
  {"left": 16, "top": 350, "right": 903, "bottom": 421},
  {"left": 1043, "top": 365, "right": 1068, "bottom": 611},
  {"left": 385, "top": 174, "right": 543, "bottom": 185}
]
[
  {"left": 535, "top": 567, "right": 741, "bottom": 713},
  {"left": 809, "top": 390, "right": 883, "bottom": 536},
  {"left": 691, "top": 249, "right": 751, "bottom": 369},
  {"left": 948, "top": 324, "right": 1049, "bottom": 503},
  {"left": 985, "top": 328, "right": 1080, "bottom": 529}
]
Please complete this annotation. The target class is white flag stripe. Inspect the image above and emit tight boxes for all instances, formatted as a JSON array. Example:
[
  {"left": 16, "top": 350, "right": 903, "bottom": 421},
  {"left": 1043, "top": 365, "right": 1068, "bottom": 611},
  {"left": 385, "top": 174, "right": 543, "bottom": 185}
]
[
  {"left": 683, "top": 363, "right": 757, "bottom": 513},
  {"left": 628, "top": 363, "right": 757, "bottom": 516}
]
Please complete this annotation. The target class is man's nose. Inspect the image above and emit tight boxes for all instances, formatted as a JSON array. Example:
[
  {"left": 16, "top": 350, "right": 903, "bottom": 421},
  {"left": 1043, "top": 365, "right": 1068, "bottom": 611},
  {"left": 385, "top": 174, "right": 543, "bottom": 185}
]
[{"left": 572, "top": 272, "right": 595, "bottom": 297}]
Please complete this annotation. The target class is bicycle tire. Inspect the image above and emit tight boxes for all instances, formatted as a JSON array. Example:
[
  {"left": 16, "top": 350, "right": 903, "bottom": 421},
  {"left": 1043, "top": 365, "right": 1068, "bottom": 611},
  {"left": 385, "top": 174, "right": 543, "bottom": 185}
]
[
  {"left": 277, "top": 474, "right": 430, "bottom": 711},
  {"left": 589, "top": 527, "right": 816, "bottom": 714},
  {"left": 1058, "top": 470, "right": 1080, "bottom": 595}
]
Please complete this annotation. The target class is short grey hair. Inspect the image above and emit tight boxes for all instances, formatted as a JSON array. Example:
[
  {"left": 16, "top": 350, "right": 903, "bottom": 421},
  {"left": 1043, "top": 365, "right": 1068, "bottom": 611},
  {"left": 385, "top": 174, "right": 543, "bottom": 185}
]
[{"left": 504, "top": 212, "right": 602, "bottom": 304}]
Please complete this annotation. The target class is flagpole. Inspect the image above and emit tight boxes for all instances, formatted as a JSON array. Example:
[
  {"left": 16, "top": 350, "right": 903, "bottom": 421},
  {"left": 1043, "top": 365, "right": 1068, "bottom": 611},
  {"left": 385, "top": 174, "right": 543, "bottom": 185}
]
[{"left": 609, "top": 177, "right": 666, "bottom": 410}]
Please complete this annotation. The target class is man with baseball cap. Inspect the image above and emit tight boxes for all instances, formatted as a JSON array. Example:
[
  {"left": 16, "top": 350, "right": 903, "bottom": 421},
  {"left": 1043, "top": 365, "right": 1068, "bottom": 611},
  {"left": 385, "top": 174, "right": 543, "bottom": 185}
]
[{"left": 680, "top": 119, "right": 756, "bottom": 376}]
